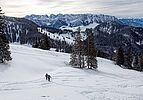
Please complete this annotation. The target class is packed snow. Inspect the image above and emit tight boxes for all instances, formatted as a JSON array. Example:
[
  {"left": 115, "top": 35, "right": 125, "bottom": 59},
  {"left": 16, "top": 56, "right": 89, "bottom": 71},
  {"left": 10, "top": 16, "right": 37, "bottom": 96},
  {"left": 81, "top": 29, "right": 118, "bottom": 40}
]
[{"left": 0, "top": 44, "right": 143, "bottom": 100}]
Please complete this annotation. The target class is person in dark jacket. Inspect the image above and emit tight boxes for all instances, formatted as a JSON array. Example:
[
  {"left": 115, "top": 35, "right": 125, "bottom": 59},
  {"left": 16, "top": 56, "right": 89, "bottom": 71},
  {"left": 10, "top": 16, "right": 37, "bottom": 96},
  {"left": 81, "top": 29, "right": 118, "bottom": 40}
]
[
  {"left": 45, "top": 73, "right": 51, "bottom": 81},
  {"left": 45, "top": 73, "right": 48, "bottom": 80},
  {"left": 47, "top": 74, "right": 51, "bottom": 81}
]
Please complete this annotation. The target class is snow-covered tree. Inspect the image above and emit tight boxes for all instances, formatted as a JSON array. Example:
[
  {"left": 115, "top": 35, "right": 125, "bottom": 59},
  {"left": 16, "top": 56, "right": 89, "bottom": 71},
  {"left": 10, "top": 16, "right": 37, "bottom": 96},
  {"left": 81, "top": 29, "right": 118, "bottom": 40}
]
[
  {"left": 85, "top": 28, "right": 97, "bottom": 69},
  {"left": 0, "top": 7, "right": 12, "bottom": 63}
]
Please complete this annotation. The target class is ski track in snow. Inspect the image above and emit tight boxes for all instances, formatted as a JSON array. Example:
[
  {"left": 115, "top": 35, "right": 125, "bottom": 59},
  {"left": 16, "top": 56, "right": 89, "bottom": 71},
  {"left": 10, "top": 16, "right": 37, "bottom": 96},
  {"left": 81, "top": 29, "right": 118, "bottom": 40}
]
[{"left": 0, "top": 44, "right": 143, "bottom": 100}]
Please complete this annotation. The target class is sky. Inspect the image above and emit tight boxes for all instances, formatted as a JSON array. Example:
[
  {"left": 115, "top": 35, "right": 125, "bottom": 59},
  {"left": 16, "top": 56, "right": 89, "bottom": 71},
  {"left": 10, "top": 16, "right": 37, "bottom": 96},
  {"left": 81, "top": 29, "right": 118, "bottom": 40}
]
[{"left": 0, "top": 0, "right": 143, "bottom": 18}]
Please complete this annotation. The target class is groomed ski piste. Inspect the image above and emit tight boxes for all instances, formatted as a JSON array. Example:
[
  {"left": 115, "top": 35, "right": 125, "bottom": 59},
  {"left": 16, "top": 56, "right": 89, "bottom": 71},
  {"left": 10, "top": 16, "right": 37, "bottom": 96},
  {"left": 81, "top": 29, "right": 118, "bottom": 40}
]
[{"left": 0, "top": 44, "right": 143, "bottom": 100}]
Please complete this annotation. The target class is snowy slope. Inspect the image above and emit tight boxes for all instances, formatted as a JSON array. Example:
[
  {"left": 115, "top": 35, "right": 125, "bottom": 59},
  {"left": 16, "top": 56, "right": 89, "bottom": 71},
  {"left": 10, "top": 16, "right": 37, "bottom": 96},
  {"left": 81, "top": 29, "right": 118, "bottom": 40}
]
[
  {"left": 0, "top": 44, "right": 143, "bottom": 100},
  {"left": 5, "top": 16, "right": 41, "bottom": 44},
  {"left": 38, "top": 28, "right": 74, "bottom": 44},
  {"left": 60, "top": 22, "right": 99, "bottom": 31}
]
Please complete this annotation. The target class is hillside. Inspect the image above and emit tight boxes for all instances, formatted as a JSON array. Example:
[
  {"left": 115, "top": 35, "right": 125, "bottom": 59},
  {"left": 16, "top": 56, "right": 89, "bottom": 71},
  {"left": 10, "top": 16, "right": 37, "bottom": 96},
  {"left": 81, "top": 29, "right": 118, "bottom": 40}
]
[
  {"left": 5, "top": 16, "right": 41, "bottom": 44},
  {"left": 0, "top": 44, "right": 143, "bottom": 100},
  {"left": 93, "top": 21, "right": 143, "bottom": 55}
]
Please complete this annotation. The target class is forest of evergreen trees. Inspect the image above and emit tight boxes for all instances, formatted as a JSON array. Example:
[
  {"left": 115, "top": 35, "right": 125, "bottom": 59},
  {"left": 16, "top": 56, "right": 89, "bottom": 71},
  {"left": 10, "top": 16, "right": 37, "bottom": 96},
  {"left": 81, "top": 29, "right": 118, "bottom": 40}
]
[
  {"left": 115, "top": 47, "right": 143, "bottom": 71},
  {"left": 32, "top": 34, "right": 50, "bottom": 50},
  {"left": 32, "top": 33, "right": 72, "bottom": 53}
]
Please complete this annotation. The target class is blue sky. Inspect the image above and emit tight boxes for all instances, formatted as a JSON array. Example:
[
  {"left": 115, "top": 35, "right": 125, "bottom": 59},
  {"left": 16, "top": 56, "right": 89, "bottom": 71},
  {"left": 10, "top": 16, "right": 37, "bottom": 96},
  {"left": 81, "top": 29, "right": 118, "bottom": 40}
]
[{"left": 0, "top": 0, "right": 143, "bottom": 17}]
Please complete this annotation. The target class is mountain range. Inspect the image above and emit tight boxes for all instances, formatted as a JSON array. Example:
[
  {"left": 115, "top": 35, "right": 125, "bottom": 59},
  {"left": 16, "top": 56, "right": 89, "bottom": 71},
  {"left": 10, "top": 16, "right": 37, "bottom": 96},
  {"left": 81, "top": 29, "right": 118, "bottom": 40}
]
[
  {"left": 25, "top": 14, "right": 118, "bottom": 29},
  {"left": 4, "top": 14, "right": 143, "bottom": 56},
  {"left": 120, "top": 18, "right": 143, "bottom": 27},
  {"left": 25, "top": 14, "right": 143, "bottom": 28}
]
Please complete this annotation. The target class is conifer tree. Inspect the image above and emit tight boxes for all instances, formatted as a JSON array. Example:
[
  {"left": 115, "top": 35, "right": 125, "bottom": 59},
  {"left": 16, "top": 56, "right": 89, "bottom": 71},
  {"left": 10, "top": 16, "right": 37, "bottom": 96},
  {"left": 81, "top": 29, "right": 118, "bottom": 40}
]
[
  {"left": 39, "top": 34, "right": 50, "bottom": 50},
  {"left": 69, "top": 27, "right": 84, "bottom": 67},
  {"left": 139, "top": 53, "right": 143, "bottom": 71},
  {"left": 32, "top": 38, "right": 39, "bottom": 48},
  {"left": 69, "top": 49, "right": 78, "bottom": 66},
  {"left": 115, "top": 47, "right": 124, "bottom": 66},
  {"left": 85, "top": 28, "right": 97, "bottom": 69},
  {"left": 0, "top": 7, "right": 12, "bottom": 63},
  {"left": 44, "top": 34, "right": 50, "bottom": 50},
  {"left": 80, "top": 40, "right": 85, "bottom": 68},
  {"left": 32, "top": 34, "right": 50, "bottom": 50},
  {"left": 132, "top": 56, "right": 139, "bottom": 70},
  {"left": 124, "top": 48, "right": 133, "bottom": 69}
]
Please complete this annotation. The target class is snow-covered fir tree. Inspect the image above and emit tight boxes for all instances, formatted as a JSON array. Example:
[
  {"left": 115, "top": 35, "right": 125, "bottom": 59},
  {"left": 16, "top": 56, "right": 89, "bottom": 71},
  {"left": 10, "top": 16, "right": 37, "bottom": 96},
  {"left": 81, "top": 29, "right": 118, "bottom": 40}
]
[
  {"left": 0, "top": 7, "right": 12, "bottom": 63},
  {"left": 85, "top": 28, "right": 98, "bottom": 69}
]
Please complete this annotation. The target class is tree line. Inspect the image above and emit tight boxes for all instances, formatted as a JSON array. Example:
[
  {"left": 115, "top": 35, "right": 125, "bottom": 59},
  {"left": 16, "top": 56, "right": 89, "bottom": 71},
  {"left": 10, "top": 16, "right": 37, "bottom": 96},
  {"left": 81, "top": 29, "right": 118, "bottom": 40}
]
[
  {"left": 115, "top": 47, "right": 143, "bottom": 71},
  {"left": 69, "top": 27, "right": 143, "bottom": 72},
  {"left": 32, "top": 33, "right": 72, "bottom": 53}
]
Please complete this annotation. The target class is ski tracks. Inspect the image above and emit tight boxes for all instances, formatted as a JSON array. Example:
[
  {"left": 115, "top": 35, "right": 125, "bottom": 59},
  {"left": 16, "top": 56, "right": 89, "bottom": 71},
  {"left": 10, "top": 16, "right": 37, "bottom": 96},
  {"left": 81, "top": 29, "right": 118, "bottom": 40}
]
[
  {"left": 0, "top": 78, "right": 50, "bottom": 92},
  {"left": 0, "top": 69, "right": 143, "bottom": 100}
]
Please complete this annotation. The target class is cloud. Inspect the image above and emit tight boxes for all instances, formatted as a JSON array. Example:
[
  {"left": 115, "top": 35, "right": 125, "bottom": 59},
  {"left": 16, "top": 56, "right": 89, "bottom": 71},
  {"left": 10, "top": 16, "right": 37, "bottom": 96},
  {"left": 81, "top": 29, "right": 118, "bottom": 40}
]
[{"left": 1, "top": 0, "right": 143, "bottom": 17}]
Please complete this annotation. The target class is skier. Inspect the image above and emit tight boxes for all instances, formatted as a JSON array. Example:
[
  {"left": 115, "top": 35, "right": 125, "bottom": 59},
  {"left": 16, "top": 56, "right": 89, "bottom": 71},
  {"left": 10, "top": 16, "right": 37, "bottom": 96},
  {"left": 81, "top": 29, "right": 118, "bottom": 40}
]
[
  {"left": 45, "top": 73, "right": 48, "bottom": 80},
  {"left": 47, "top": 74, "right": 51, "bottom": 81}
]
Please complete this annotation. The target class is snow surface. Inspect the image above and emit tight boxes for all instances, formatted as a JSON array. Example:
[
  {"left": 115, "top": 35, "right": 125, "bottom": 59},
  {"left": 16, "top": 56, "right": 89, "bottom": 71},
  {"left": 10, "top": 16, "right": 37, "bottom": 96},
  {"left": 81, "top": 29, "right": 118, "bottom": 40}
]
[
  {"left": 38, "top": 28, "right": 74, "bottom": 44},
  {"left": 0, "top": 44, "right": 143, "bottom": 100},
  {"left": 60, "top": 23, "right": 99, "bottom": 31}
]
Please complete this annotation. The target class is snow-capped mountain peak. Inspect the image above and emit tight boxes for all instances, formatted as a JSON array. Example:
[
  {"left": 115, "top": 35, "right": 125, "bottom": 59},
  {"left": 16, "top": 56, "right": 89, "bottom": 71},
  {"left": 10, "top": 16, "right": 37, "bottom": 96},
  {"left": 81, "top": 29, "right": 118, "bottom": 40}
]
[{"left": 25, "top": 14, "right": 118, "bottom": 29}]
